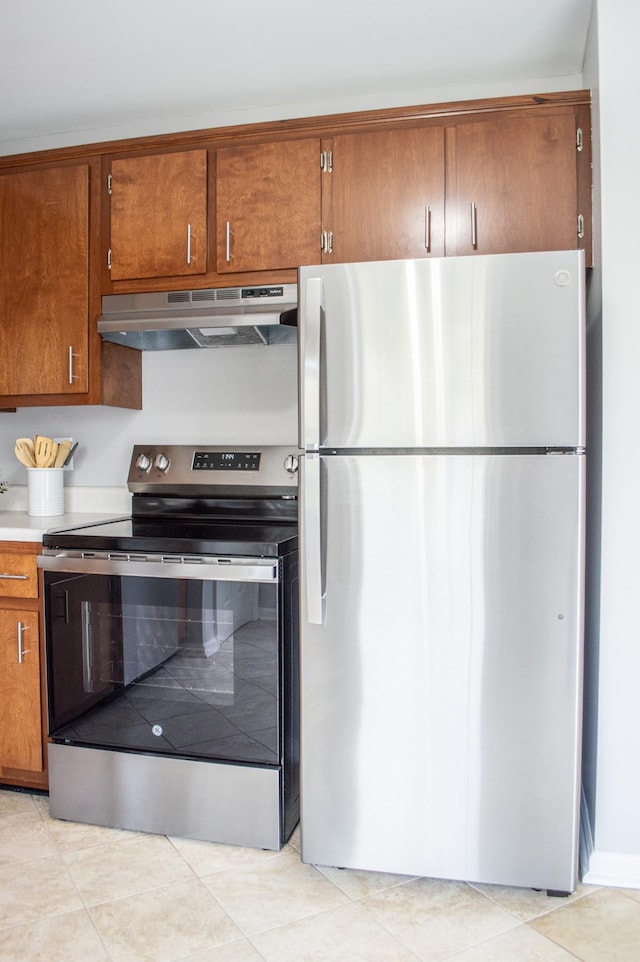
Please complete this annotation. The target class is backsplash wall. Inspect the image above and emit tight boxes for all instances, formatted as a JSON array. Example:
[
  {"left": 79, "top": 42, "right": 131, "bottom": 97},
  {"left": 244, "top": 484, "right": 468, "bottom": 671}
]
[{"left": 0, "top": 345, "right": 299, "bottom": 489}]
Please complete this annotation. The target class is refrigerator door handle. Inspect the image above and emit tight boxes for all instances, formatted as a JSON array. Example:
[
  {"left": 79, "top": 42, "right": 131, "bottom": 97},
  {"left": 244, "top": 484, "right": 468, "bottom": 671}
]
[
  {"left": 303, "top": 277, "right": 324, "bottom": 452},
  {"left": 303, "top": 452, "right": 324, "bottom": 625}
]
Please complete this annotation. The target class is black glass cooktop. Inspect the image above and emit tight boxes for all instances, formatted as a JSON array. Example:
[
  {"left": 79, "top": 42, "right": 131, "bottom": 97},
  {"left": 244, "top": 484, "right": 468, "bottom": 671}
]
[{"left": 43, "top": 516, "right": 298, "bottom": 558}]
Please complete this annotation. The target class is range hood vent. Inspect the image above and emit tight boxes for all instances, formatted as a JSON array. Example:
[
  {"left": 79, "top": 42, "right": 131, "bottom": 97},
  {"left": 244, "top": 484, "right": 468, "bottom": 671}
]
[{"left": 98, "top": 284, "right": 297, "bottom": 350}]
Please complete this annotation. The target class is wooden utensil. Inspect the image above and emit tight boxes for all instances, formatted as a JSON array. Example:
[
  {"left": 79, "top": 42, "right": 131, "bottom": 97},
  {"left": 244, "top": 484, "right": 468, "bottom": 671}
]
[
  {"left": 45, "top": 442, "right": 59, "bottom": 467},
  {"left": 34, "top": 435, "right": 54, "bottom": 467},
  {"left": 54, "top": 440, "right": 72, "bottom": 467},
  {"left": 14, "top": 442, "right": 36, "bottom": 468},
  {"left": 15, "top": 437, "right": 36, "bottom": 467}
]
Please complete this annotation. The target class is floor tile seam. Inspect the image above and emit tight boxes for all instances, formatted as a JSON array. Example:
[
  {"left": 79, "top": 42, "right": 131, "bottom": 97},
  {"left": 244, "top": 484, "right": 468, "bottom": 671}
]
[
  {"left": 354, "top": 888, "right": 523, "bottom": 960},
  {"left": 465, "top": 881, "right": 602, "bottom": 922},
  {"left": 0, "top": 903, "right": 97, "bottom": 939},
  {"left": 40, "top": 819, "right": 150, "bottom": 861},
  {"left": 0, "top": 809, "right": 43, "bottom": 830},
  {"left": 522, "top": 920, "right": 586, "bottom": 961},
  {"left": 0, "top": 907, "right": 113, "bottom": 960},
  {"left": 187, "top": 850, "right": 298, "bottom": 884},
  {"left": 82, "top": 872, "right": 239, "bottom": 930},
  {"left": 314, "top": 863, "right": 419, "bottom": 901},
  {"left": 81, "top": 904, "right": 117, "bottom": 962},
  {"left": 616, "top": 886, "right": 640, "bottom": 904},
  {"left": 55, "top": 826, "right": 193, "bottom": 862},
  {"left": 166, "top": 836, "right": 291, "bottom": 876},
  {"left": 243, "top": 898, "right": 424, "bottom": 960}
]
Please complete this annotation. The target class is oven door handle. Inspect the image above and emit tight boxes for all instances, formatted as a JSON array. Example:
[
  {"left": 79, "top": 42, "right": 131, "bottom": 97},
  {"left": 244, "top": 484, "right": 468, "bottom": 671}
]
[{"left": 37, "top": 554, "right": 279, "bottom": 583}]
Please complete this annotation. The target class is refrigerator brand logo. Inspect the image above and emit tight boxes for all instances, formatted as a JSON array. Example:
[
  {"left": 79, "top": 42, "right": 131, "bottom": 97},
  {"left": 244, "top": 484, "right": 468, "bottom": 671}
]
[{"left": 554, "top": 270, "right": 571, "bottom": 287}]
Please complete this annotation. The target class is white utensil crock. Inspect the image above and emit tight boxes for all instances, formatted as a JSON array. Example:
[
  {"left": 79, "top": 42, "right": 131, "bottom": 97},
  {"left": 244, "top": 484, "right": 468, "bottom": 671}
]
[{"left": 27, "top": 467, "right": 64, "bottom": 516}]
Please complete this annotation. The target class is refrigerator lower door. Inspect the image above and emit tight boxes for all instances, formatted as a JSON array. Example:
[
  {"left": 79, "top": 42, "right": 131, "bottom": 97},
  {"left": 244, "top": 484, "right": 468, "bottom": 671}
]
[{"left": 299, "top": 452, "right": 584, "bottom": 891}]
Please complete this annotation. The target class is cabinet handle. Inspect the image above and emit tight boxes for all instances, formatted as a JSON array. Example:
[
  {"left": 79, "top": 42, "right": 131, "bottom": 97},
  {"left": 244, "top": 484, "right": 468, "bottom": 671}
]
[
  {"left": 17, "top": 621, "right": 30, "bottom": 664},
  {"left": 425, "top": 206, "right": 432, "bottom": 252},
  {"left": 225, "top": 221, "right": 232, "bottom": 263},
  {"left": 470, "top": 202, "right": 478, "bottom": 249},
  {"left": 321, "top": 230, "right": 334, "bottom": 254},
  {"left": 186, "top": 224, "right": 193, "bottom": 265},
  {"left": 0, "top": 573, "right": 28, "bottom": 580},
  {"left": 68, "top": 346, "right": 80, "bottom": 384}
]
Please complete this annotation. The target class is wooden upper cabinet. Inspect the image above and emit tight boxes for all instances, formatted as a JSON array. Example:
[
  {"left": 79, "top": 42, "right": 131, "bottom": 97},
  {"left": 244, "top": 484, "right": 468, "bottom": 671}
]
[
  {"left": 216, "top": 138, "right": 321, "bottom": 273},
  {"left": 0, "top": 164, "right": 89, "bottom": 397},
  {"left": 109, "top": 149, "right": 207, "bottom": 280},
  {"left": 323, "top": 127, "right": 446, "bottom": 263},
  {"left": 445, "top": 109, "right": 580, "bottom": 257}
]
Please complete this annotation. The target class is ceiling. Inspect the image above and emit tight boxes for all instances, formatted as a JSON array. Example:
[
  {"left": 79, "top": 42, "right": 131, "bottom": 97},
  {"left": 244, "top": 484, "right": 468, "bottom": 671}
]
[{"left": 0, "top": 0, "right": 592, "bottom": 156}]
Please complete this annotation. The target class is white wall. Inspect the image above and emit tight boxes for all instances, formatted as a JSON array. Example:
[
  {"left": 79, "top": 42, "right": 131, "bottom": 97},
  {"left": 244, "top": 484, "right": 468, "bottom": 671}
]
[
  {"left": 582, "top": 0, "right": 640, "bottom": 887},
  {"left": 0, "top": 344, "right": 298, "bottom": 496}
]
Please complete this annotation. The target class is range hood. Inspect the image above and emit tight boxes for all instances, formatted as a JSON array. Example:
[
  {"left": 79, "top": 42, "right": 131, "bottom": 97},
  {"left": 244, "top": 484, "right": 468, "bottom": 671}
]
[{"left": 98, "top": 284, "right": 297, "bottom": 350}]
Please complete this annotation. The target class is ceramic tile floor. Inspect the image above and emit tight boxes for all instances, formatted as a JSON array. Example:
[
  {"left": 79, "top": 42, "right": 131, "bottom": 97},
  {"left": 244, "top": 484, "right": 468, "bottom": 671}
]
[{"left": 1, "top": 788, "right": 640, "bottom": 962}]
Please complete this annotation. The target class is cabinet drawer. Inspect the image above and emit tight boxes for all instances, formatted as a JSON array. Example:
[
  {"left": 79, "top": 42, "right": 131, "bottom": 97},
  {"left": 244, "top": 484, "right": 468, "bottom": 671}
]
[{"left": 0, "top": 552, "right": 39, "bottom": 599}]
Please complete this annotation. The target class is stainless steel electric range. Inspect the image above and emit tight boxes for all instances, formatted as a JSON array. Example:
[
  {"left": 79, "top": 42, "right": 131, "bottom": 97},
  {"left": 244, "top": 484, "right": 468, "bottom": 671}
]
[{"left": 38, "top": 445, "right": 299, "bottom": 850}]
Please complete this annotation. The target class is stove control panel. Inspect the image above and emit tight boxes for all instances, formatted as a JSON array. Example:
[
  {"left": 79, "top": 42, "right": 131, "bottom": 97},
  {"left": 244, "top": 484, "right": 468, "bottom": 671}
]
[{"left": 128, "top": 444, "right": 300, "bottom": 496}]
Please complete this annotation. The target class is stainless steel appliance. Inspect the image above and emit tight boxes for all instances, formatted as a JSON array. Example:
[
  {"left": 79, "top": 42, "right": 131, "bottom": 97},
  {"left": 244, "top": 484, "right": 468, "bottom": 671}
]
[
  {"left": 98, "top": 284, "right": 297, "bottom": 349},
  {"left": 298, "top": 251, "right": 585, "bottom": 894},
  {"left": 39, "top": 445, "right": 299, "bottom": 850}
]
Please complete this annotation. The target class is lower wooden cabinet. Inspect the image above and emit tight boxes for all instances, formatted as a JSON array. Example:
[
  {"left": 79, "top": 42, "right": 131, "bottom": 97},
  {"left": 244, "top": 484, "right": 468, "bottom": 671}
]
[{"left": 0, "top": 543, "right": 47, "bottom": 789}]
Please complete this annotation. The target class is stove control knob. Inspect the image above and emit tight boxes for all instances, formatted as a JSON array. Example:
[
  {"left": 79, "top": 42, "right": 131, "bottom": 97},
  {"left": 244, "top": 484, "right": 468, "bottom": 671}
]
[
  {"left": 136, "top": 453, "right": 151, "bottom": 472},
  {"left": 284, "top": 454, "right": 299, "bottom": 475},
  {"left": 154, "top": 453, "right": 170, "bottom": 472}
]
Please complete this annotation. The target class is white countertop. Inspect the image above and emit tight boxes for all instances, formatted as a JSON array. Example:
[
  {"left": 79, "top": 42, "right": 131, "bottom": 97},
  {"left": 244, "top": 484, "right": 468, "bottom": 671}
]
[
  {"left": 0, "top": 510, "right": 127, "bottom": 543},
  {"left": 0, "top": 484, "right": 131, "bottom": 542}
]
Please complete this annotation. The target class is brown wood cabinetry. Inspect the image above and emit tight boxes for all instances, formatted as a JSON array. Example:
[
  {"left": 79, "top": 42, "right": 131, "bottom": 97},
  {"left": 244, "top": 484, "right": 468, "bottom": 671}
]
[
  {"left": 0, "top": 543, "right": 47, "bottom": 788},
  {"left": 0, "top": 165, "right": 89, "bottom": 396},
  {"left": 445, "top": 108, "right": 581, "bottom": 256},
  {"left": 109, "top": 149, "right": 207, "bottom": 280},
  {"left": 1, "top": 91, "right": 591, "bottom": 312},
  {"left": 321, "top": 126, "right": 446, "bottom": 263},
  {"left": 0, "top": 159, "right": 141, "bottom": 410},
  {"left": 216, "top": 138, "right": 321, "bottom": 273}
]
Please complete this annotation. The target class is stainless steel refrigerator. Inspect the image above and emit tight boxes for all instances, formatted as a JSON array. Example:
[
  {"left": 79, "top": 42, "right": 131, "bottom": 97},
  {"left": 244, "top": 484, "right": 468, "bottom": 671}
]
[{"left": 297, "top": 250, "right": 585, "bottom": 894}]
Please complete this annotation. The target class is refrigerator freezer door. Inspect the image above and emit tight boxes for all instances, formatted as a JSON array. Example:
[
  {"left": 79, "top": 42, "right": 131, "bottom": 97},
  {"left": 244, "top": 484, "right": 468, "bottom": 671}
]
[
  {"left": 299, "top": 452, "right": 584, "bottom": 890},
  {"left": 299, "top": 251, "right": 585, "bottom": 450}
]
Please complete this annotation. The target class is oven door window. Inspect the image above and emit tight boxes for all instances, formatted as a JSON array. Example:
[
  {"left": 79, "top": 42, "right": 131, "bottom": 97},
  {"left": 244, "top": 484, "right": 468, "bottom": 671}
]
[{"left": 44, "top": 572, "right": 280, "bottom": 765}]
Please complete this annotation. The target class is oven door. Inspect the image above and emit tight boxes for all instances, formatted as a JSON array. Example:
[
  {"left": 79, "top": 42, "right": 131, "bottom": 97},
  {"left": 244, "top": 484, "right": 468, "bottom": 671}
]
[{"left": 39, "top": 551, "right": 282, "bottom": 766}]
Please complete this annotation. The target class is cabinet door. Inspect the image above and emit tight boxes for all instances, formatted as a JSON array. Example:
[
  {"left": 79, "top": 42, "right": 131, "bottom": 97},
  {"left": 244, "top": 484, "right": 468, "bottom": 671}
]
[
  {"left": 110, "top": 150, "right": 207, "bottom": 280},
  {"left": 0, "top": 551, "right": 38, "bottom": 599},
  {"left": 0, "top": 165, "right": 89, "bottom": 396},
  {"left": 323, "top": 127, "right": 445, "bottom": 263},
  {"left": 0, "top": 608, "right": 43, "bottom": 773},
  {"left": 216, "top": 138, "right": 321, "bottom": 273},
  {"left": 446, "top": 110, "right": 578, "bottom": 256}
]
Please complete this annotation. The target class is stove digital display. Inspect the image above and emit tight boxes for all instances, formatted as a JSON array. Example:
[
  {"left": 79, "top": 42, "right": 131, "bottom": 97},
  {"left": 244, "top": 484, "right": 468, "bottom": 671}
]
[{"left": 192, "top": 451, "right": 261, "bottom": 471}]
